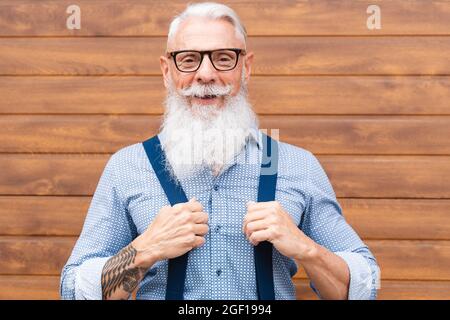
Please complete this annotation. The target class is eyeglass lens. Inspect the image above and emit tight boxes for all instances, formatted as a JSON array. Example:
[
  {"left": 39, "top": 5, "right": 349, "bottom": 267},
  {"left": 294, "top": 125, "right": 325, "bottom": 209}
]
[{"left": 175, "top": 50, "right": 238, "bottom": 72}]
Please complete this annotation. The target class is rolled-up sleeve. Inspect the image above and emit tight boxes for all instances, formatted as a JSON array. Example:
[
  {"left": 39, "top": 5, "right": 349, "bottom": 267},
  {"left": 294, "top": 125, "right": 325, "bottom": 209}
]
[
  {"left": 60, "top": 153, "right": 137, "bottom": 300},
  {"left": 301, "top": 151, "right": 380, "bottom": 300}
]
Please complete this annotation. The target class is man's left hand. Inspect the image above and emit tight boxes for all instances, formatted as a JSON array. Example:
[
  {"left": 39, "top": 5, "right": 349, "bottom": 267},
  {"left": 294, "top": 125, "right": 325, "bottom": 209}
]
[{"left": 242, "top": 201, "right": 317, "bottom": 261}]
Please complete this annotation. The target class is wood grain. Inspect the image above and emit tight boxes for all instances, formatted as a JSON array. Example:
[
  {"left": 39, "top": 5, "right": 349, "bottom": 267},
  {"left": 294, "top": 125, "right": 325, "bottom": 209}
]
[
  {"left": 2, "top": 76, "right": 450, "bottom": 115},
  {"left": 1, "top": 37, "right": 450, "bottom": 75},
  {"left": 0, "top": 0, "right": 449, "bottom": 36},
  {"left": 294, "top": 240, "right": 450, "bottom": 281},
  {"left": 0, "top": 196, "right": 89, "bottom": 236},
  {"left": 294, "top": 279, "right": 450, "bottom": 300},
  {"left": 0, "top": 76, "right": 165, "bottom": 114},
  {"left": 320, "top": 155, "right": 450, "bottom": 198},
  {"left": 1, "top": 197, "right": 448, "bottom": 240},
  {"left": 0, "top": 236, "right": 76, "bottom": 275},
  {"left": 0, "top": 0, "right": 448, "bottom": 300},
  {"left": 1, "top": 237, "right": 449, "bottom": 281},
  {"left": 1, "top": 154, "right": 449, "bottom": 198},
  {"left": 365, "top": 240, "right": 450, "bottom": 281},
  {"left": 1, "top": 276, "right": 449, "bottom": 300},
  {"left": 0, "top": 154, "right": 109, "bottom": 196},
  {"left": 340, "top": 198, "right": 450, "bottom": 240},
  {"left": 0, "top": 275, "right": 61, "bottom": 300},
  {"left": 0, "top": 38, "right": 164, "bottom": 76},
  {"left": 2, "top": 115, "right": 450, "bottom": 154}
]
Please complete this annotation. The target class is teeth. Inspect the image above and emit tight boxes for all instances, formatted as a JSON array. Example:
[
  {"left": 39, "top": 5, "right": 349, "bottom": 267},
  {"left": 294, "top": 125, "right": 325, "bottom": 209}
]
[{"left": 195, "top": 95, "right": 217, "bottom": 99}]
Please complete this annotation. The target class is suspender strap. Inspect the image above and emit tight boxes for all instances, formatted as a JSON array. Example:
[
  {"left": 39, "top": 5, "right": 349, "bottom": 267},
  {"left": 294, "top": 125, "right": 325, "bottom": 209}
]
[
  {"left": 142, "top": 135, "right": 189, "bottom": 300},
  {"left": 254, "top": 133, "right": 278, "bottom": 300},
  {"left": 142, "top": 133, "right": 278, "bottom": 300}
]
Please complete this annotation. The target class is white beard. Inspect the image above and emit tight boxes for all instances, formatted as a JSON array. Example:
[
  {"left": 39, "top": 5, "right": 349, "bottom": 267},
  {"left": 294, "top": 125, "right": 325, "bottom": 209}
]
[{"left": 160, "top": 75, "right": 259, "bottom": 181}]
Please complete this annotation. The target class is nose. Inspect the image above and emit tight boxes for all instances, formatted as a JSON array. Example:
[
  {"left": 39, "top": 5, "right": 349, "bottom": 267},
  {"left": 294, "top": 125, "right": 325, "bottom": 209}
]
[{"left": 194, "top": 54, "right": 218, "bottom": 84}]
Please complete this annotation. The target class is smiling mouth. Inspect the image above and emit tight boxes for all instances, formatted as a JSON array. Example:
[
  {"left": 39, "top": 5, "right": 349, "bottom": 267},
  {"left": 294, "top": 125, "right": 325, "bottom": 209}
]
[{"left": 193, "top": 94, "right": 218, "bottom": 100}]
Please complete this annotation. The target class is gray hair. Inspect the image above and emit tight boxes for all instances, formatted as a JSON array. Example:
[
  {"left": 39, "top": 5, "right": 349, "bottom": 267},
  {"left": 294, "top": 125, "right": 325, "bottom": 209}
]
[{"left": 167, "top": 2, "right": 247, "bottom": 49}]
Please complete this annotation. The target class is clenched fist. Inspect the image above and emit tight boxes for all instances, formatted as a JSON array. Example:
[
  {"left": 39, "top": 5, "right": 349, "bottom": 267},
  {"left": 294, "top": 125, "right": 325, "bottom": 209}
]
[
  {"left": 243, "top": 200, "right": 317, "bottom": 261},
  {"left": 132, "top": 197, "right": 209, "bottom": 269}
]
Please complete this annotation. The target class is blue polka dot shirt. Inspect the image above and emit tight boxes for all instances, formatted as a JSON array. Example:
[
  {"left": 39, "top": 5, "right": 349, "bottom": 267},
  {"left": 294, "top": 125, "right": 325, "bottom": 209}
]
[{"left": 60, "top": 130, "right": 380, "bottom": 300}]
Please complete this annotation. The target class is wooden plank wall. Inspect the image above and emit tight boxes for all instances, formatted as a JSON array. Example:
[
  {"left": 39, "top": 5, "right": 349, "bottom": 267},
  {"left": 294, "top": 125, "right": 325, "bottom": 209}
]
[{"left": 0, "top": 0, "right": 449, "bottom": 300}]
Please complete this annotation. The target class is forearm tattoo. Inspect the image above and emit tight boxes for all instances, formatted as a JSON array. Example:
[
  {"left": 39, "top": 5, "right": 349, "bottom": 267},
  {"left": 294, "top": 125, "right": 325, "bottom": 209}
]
[{"left": 101, "top": 243, "right": 146, "bottom": 299}]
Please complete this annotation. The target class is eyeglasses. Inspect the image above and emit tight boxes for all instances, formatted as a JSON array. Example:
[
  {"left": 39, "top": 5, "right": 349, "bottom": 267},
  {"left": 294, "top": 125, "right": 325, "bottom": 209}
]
[{"left": 167, "top": 48, "right": 246, "bottom": 73}]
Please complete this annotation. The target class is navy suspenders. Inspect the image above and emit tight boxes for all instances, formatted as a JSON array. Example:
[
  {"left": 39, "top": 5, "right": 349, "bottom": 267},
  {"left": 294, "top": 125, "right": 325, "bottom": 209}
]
[
  {"left": 142, "top": 133, "right": 278, "bottom": 300},
  {"left": 255, "top": 133, "right": 277, "bottom": 300},
  {"left": 142, "top": 135, "right": 189, "bottom": 300}
]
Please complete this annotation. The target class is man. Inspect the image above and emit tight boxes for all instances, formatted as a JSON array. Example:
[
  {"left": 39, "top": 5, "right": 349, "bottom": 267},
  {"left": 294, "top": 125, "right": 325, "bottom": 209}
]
[{"left": 60, "top": 2, "right": 380, "bottom": 300}]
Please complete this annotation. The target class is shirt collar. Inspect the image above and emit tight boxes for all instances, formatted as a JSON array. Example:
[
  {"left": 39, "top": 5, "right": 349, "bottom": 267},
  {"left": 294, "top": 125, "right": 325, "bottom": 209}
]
[{"left": 247, "top": 124, "right": 261, "bottom": 150}]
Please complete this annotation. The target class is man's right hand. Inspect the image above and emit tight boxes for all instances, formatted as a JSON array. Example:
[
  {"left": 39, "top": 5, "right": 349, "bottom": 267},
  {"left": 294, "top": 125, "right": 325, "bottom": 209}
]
[{"left": 131, "top": 197, "right": 209, "bottom": 269}]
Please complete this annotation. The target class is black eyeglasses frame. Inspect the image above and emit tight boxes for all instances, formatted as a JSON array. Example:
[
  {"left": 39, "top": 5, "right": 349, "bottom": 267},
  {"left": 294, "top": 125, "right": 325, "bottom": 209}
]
[{"left": 167, "top": 48, "right": 246, "bottom": 73}]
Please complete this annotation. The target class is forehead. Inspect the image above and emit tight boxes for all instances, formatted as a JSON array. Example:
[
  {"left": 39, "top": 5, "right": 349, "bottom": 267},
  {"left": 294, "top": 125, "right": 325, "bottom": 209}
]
[{"left": 169, "top": 17, "right": 245, "bottom": 51}]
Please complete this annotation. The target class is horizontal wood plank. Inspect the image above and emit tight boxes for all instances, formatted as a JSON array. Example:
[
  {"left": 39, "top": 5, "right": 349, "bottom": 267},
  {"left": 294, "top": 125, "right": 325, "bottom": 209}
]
[
  {"left": 320, "top": 155, "right": 450, "bottom": 198},
  {"left": 0, "top": 154, "right": 109, "bottom": 196},
  {"left": 0, "top": 237, "right": 76, "bottom": 275},
  {"left": 0, "top": 155, "right": 449, "bottom": 198},
  {"left": 251, "top": 76, "right": 450, "bottom": 115},
  {"left": 0, "top": 76, "right": 165, "bottom": 114},
  {"left": 2, "top": 115, "right": 450, "bottom": 154},
  {"left": 2, "top": 76, "right": 450, "bottom": 115},
  {"left": 294, "top": 240, "right": 450, "bottom": 281},
  {"left": 0, "top": 275, "right": 61, "bottom": 300},
  {"left": 0, "top": 197, "right": 448, "bottom": 240},
  {"left": 340, "top": 198, "right": 450, "bottom": 240},
  {"left": 1, "top": 275, "right": 448, "bottom": 300},
  {"left": 0, "top": 196, "right": 89, "bottom": 236},
  {"left": 1, "top": 37, "right": 450, "bottom": 75},
  {"left": 0, "top": 0, "right": 449, "bottom": 36},
  {"left": 0, "top": 38, "right": 163, "bottom": 76},
  {"left": 294, "top": 279, "right": 450, "bottom": 300},
  {"left": 364, "top": 240, "right": 450, "bottom": 281},
  {"left": 1, "top": 237, "right": 449, "bottom": 281}
]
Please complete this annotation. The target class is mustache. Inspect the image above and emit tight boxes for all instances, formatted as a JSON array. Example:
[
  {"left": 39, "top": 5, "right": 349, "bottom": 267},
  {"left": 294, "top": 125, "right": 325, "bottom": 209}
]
[{"left": 179, "top": 83, "right": 233, "bottom": 98}]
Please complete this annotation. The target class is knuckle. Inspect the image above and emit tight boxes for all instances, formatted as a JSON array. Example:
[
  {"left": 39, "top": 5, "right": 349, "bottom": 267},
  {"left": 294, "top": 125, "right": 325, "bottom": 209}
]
[
  {"left": 186, "top": 234, "right": 196, "bottom": 244},
  {"left": 180, "top": 212, "right": 191, "bottom": 223},
  {"left": 271, "top": 226, "right": 280, "bottom": 237},
  {"left": 185, "top": 211, "right": 194, "bottom": 220},
  {"left": 271, "top": 216, "right": 279, "bottom": 225}
]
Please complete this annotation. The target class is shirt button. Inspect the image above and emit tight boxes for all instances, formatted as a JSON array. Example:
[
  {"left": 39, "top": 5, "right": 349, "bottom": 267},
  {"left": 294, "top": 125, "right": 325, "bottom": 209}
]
[
  {"left": 213, "top": 185, "right": 219, "bottom": 191},
  {"left": 215, "top": 225, "right": 221, "bottom": 233},
  {"left": 216, "top": 269, "right": 222, "bottom": 276}
]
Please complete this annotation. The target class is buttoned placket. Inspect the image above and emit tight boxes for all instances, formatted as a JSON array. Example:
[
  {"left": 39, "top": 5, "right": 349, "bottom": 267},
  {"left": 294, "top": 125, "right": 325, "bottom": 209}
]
[
  {"left": 206, "top": 137, "right": 261, "bottom": 299},
  {"left": 207, "top": 166, "right": 227, "bottom": 298},
  {"left": 162, "top": 131, "right": 262, "bottom": 299}
]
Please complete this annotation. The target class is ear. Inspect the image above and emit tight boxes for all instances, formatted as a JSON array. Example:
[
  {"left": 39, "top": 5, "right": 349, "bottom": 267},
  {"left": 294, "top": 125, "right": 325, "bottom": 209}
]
[
  {"left": 160, "top": 55, "right": 170, "bottom": 89},
  {"left": 243, "top": 51, "right": 254, "bottom": 83}
]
